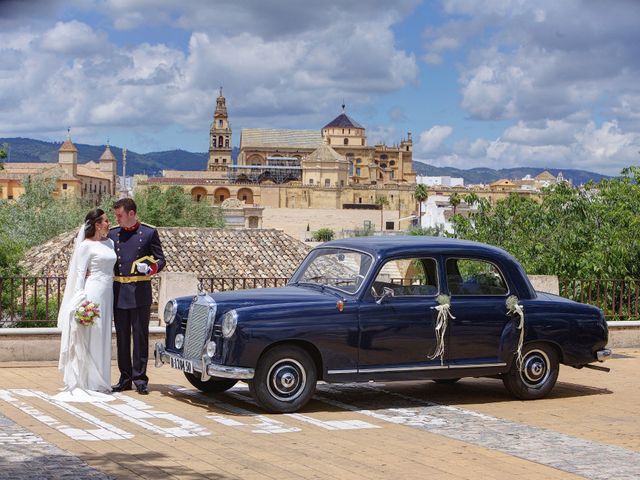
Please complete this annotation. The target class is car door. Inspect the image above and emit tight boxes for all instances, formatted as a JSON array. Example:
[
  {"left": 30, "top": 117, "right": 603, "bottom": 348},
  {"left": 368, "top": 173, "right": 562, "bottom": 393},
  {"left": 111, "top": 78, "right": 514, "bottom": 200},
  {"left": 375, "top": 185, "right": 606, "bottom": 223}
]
[
  {"left": 358, "top": 256, "right": 442, "bottom": 375},
  {"left": 445, "top": 256, "right": 512, "bottom": 367}
]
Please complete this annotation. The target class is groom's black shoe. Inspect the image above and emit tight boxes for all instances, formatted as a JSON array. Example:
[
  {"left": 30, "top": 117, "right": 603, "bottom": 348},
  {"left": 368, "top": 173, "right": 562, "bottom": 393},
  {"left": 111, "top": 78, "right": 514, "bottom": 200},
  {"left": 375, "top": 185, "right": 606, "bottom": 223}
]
[
  {"left": 136, "top": 384, "right": 149, "bottom": 395},
  {"left": 111, "top": 382, "right": 132, "bottom": 392}
]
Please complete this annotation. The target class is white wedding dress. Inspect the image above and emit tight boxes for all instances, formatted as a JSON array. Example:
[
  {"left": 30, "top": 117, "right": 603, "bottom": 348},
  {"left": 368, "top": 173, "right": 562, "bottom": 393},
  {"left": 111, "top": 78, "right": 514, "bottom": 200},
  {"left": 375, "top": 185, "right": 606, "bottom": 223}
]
[{"left": 54, "top": 228, "right": 117, "bottom": 403}]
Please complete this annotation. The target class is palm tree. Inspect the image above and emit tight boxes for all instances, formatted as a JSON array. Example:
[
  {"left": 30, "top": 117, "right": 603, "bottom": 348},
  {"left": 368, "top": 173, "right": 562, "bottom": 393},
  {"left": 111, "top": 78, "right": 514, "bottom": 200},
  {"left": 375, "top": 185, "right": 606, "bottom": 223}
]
[
  {"left": 414, "top": 184, "right": 429, "bottom": 227},
  {"left": 464, "top": 192, "right": 479, "bottom": 207},
  {"left": 375, "top": 195, "right": 390, "bottom": 232},
  {"left": 449, "top": 192, "right": 461, "bottom": 216}
]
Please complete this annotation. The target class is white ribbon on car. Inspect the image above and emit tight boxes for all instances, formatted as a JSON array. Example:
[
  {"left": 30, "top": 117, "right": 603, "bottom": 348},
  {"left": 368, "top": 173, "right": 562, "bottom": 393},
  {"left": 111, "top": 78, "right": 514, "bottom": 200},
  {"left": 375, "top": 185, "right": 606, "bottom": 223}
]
[
  {"left": 428, "top": 295, "right": 455, "bottom": 365},
  {"left": 506, "top": 295, "right": 525, "bottom": 370}
]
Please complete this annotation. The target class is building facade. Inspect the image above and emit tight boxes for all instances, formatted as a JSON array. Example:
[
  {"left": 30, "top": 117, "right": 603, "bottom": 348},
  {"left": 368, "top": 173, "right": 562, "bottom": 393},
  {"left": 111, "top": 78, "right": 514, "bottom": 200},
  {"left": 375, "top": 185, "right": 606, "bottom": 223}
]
[
  {"left": 0, "top": 134, "right": 117, "bottom": 203},
  {"left": 138, "top": 92, "right": 419, "bottom": 230}
]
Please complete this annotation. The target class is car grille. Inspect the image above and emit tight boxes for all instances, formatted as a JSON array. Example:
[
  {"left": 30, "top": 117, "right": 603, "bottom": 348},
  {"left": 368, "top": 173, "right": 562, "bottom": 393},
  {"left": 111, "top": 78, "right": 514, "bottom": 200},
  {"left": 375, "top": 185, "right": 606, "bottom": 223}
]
[{"left": 184, "top": 298, "right": 216, "bottom": 360}]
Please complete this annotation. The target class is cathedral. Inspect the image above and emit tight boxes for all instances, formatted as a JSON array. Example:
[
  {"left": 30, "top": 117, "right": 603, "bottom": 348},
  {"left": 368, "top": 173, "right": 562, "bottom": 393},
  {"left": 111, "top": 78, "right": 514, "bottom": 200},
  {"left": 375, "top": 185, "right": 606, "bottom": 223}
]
[{"left": 138, "top": 89, "right": 418, "bottom": 230}]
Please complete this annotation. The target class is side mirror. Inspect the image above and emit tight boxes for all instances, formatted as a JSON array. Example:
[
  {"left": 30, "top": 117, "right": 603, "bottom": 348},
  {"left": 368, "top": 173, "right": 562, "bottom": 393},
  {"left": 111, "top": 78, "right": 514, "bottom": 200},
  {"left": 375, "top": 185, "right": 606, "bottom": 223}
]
[{"left": 376, "top": 287, "right": 395, "bottom": 305}]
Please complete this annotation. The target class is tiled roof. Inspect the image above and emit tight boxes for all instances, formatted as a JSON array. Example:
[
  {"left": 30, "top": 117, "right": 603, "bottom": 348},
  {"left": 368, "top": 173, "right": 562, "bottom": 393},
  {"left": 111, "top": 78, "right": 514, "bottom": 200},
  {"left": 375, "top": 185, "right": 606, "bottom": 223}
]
[
  {"left": 77, "top": 165, "right": 111, "bottom": 180},
  {"left": 21, "top": 228, "right": 312, "bottom": 279},
  {"left": 322, "top": 113, "right": 364, "bottom": 129},
  {"left": 99, "top": 146, "right": 116, "bottom": 161},
  {"left": 241, "top": 128, "right": 322, "bottom": 149},
  {"left": 162, "top": 170, "right": 222, "bottom": 179},
  {"left": 303, "top": 143, "right": 347, "bottom": 164},
  {"left": 59, "top": 139, "right": 78, "bottom": 152}
]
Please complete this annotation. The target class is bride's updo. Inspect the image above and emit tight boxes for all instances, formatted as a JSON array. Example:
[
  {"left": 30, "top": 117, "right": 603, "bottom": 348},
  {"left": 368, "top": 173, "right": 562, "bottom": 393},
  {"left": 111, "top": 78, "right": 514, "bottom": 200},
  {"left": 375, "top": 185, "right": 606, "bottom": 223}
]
[{"left": 84, "top": 208, "right": 105, "bottom": 238}]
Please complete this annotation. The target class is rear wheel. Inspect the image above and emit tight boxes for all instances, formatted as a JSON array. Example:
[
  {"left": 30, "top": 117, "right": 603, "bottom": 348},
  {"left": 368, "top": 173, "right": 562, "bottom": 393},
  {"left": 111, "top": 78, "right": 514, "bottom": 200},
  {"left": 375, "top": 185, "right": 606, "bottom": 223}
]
[
  {"left": 184, "top": 372, "right": 237, "bottom": 393},
  {"left": 502, "top": 343, "right": 559, "bottom": 400},
  {"left": 249, "top": 345, "right": 317, "bottom": 413}
]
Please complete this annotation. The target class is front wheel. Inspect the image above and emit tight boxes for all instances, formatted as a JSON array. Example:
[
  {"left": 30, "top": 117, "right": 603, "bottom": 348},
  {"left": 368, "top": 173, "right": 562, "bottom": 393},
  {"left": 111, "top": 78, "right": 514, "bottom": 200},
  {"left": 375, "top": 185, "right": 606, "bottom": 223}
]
[
  {"left": 502, "top": 343, "right": 559, "bottom": 400},
  {"left": 184, "top": 372, "right": 237, "bottom": 393},
  {"left": 249, "top": 345, "right": 318, "bottom": 413}
]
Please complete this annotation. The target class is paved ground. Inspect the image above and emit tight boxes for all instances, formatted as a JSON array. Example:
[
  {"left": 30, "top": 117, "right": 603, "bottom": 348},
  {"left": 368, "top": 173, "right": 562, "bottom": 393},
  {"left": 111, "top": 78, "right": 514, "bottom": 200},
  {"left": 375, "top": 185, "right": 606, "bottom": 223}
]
[{"left": 0, "top": 349, "right": 638, "bottom": 480}]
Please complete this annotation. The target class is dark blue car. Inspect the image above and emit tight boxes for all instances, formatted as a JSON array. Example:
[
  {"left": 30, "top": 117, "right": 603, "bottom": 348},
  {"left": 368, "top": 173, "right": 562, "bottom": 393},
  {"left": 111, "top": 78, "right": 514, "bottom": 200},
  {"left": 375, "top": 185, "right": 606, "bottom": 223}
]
[{"left": 155, "top": 236, "right": 611, "bottom": 413}]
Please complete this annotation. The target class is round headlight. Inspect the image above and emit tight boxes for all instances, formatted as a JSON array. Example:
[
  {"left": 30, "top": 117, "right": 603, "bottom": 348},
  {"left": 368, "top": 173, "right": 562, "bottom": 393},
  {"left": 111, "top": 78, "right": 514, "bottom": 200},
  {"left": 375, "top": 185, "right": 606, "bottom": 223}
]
[
  {"left": 164, "top": 299, "right": 178, "bottom": 325},
  {"left": 175, "top": 333, "right": 184, "bottom": 350},
  {"left": 206, "top": 341, "right": 217, "bottom": 357},
  {"left": 222, "top": 310, "right": 238, "bottom": 338}
]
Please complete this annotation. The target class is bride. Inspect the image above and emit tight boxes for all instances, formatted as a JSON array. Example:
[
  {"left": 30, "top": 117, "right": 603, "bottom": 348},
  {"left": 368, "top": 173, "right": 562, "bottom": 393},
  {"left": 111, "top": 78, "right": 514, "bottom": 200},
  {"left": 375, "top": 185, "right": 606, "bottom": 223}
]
[{"left": 54, "top": 208, "right": 117, "bottom": 402}]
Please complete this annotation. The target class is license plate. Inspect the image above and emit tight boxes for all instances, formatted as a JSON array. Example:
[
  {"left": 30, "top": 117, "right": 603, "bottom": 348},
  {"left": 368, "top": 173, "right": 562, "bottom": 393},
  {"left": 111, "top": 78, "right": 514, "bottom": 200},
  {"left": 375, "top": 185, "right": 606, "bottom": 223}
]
[{"left": 170, "top": 356, "right": 194, "bottom": 373}]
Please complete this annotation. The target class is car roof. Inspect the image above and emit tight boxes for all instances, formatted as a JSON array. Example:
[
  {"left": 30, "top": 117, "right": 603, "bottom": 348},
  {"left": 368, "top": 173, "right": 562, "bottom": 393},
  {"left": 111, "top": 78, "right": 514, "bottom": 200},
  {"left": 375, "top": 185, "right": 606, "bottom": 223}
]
[{"left": 320, "top": 236, "right": 514, "bottom": 261}]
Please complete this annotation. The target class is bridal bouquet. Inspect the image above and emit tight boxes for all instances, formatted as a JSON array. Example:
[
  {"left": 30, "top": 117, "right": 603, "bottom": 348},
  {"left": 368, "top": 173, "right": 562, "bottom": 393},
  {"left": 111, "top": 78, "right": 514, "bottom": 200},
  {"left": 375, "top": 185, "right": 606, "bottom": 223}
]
[{"left": 75, "top": 301, "right": 100, "bottom": 326}]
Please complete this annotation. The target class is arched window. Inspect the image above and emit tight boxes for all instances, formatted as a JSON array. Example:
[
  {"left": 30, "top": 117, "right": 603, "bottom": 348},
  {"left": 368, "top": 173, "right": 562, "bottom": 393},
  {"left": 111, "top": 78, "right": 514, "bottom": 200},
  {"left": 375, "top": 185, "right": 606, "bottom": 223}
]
[
  {"left": 219, "top": 119, "right": 223, "bottom": 127},
  {"left": 324, "top": 178, "right": 330, "bottom": 187},
  {"left": 218, "top": 135, "right": 223, "bottom": 147},
  {"left": 212, "top": 137, "right": 216, "bottom": 148},
  {"left": 343, "top": 138, "right": 348, "bottom": 145},
  {"left": 225, "top": 138, "right": 229, "bottom": 148}
]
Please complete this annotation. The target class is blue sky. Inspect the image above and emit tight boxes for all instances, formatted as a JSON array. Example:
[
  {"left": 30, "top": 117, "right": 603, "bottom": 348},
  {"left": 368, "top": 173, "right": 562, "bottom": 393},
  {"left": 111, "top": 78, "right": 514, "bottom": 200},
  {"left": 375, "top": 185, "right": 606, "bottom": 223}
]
[{"left": 1, "top": 0, "right": 639, "bottom": 175}]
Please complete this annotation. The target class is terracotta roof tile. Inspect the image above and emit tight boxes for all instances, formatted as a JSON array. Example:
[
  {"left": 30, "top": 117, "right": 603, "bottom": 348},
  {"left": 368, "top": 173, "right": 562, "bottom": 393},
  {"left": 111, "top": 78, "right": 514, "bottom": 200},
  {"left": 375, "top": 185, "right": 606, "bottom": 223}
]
[{"left": 20, "top": 228, "right": 312, "bottom": 280}]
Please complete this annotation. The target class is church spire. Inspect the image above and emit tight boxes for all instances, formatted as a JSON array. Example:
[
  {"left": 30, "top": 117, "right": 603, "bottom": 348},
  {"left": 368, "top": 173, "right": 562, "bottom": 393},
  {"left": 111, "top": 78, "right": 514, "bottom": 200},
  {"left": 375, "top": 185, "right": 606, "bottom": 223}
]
[{"left": 215, "top": 86, "right": 228, "bottom": 117}]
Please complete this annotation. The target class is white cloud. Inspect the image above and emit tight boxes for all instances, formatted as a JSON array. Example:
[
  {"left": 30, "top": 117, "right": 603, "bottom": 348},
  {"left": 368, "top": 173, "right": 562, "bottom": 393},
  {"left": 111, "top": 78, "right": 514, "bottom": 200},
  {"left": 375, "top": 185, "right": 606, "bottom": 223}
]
[
  {"left": 417, "top": 125, "right": 453, "bottom": 154},
  {"left": 0, "top": 2, "right": 418, "bottom": 148},
  {"left": 40, "top": 21, "right": 108, "bottom": 55}
]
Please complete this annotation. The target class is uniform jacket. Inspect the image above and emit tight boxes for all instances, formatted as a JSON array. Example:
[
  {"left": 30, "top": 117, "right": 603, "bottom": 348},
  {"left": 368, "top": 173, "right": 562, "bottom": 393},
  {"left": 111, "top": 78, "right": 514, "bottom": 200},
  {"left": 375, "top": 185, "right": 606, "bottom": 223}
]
[{"left": 108, "top": 222, "right": 166, "bottom": 309}]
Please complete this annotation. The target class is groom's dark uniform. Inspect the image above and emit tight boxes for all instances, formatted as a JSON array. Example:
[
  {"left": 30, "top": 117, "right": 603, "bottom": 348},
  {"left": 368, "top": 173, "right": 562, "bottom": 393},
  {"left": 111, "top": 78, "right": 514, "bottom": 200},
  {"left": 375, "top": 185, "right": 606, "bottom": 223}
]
[{"left": 108, "top": 222, "right": 165, "bottom": 391}]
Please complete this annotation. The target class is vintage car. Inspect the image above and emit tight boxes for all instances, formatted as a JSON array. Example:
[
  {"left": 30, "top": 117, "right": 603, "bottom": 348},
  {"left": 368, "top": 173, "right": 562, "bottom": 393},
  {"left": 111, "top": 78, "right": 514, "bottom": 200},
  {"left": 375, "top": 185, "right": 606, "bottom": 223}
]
[{"left": 155, "top": 236, "right": 611, "bottom": 413}]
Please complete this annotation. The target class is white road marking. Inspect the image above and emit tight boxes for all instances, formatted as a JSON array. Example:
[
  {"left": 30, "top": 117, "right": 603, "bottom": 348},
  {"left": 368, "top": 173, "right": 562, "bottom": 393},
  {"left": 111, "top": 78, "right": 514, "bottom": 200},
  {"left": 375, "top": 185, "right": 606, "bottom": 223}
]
[
  {"left": 285, "top": 413, "right": 380, "bottom": 430},
  {"left": 94, "top": 394, "right": 210, "bottom": 438},
  {"left": 0, "top": 389, "right": 132, "bottom": 441},
  {"left": 169, "top": 386, "right": 300, "bottom": 434}
]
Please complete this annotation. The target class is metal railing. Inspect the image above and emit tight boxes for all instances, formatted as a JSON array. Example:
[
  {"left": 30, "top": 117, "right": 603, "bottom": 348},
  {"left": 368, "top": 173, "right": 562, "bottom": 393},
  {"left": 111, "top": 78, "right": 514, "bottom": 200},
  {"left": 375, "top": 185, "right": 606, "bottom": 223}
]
[
  {"left": 559, "top": 279, "right": 640, "bottom": 321},
  {"left": 0, "top": 276, "right": 290, "bottom": 327},
  {"left": 2, "top": 276, "right": 638, "bottom": 326},
  {"left": 198, "top": 277, "right": 289, "bottom": 292},
  {"left": 0, "top": 276, "right": 66, "bottom": 327}
]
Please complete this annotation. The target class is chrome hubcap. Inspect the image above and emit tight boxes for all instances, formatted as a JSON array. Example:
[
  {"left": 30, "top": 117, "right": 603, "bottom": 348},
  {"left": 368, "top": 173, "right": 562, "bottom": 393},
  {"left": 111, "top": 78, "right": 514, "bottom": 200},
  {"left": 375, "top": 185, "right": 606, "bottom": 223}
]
[
  {"left": 520, "top": 349, "right": 551, "bottom": 388},
  {"left": 267, "top": 358, "right": 306, "bottom": 402}
]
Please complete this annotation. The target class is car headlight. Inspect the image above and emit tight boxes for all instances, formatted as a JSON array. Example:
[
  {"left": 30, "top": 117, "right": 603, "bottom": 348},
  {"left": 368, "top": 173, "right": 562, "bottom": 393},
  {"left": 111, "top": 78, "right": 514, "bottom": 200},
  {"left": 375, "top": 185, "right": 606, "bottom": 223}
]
[
  {"left": 175, "top": 333, "right": 184, "bottom": 349},
  {"left": 206, "top": 341, "right": 216, "bottom": 357},
  {"left": 164, "top": 299, "right": 178, "bottom": 325},
  {"left": 222, "top": 310, "right": 238, "bottom": 338}
]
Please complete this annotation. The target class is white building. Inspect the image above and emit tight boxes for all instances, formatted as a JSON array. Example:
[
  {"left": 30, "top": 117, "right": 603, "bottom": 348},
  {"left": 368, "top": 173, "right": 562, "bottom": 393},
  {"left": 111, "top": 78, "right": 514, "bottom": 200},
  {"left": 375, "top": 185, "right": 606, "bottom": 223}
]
[{"left": 416, "top": 175, "right": 464, "bottom": 188}]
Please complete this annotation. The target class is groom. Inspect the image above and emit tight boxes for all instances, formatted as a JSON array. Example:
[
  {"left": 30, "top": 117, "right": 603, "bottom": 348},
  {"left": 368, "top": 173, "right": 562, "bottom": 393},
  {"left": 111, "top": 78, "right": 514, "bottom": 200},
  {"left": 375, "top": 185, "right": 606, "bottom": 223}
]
[{"left": 109, "top": 198, "right": 165, "bottom": 395}]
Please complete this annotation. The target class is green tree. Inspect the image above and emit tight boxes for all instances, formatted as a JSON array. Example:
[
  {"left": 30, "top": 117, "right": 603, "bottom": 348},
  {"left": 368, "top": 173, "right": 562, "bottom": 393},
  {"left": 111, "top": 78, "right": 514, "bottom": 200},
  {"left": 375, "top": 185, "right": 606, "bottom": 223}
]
[
  {"left": 312, "top": 227, "right": 335, "bottom": 242},
  {"left": 452, "top": 167, "right": 640, "bottom": 280},
  {"left": 414, "top": 184, "right": 429, "bottom": 226},
  {"left": 375, "top": 195, "right": 390, "bottom": 232},
  {"left": 449, "top": 192, "right": 461, "bottom": 216},
  {"left": 134, "top": 186, "right": 224, "bottom": 228},
  {"left": 0, "top": 144, "right": 6, "bottom": 170}
]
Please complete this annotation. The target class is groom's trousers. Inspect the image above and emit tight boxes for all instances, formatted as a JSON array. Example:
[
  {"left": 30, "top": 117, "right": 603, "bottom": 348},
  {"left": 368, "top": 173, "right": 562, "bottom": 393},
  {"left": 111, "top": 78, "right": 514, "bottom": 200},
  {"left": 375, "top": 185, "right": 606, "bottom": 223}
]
[{"left": 114, "top": 306, "right": 151, "bottom": 387}]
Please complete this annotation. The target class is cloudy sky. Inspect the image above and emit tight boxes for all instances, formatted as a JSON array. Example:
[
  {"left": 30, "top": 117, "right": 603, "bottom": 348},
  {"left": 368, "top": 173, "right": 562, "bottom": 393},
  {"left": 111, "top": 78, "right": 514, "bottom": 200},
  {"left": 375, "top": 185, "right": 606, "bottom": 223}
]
[{"left": 1, "top": 0, "right": 639, "bottom": 175}]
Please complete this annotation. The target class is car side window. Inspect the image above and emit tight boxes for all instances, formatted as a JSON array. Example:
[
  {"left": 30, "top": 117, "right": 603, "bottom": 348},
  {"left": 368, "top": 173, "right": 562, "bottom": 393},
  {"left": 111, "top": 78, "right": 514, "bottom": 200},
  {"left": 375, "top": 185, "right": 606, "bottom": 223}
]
[
  {"left": 372, "top": 258, "right": 439, "bottom": 297},
  {"left": 446, "top": 258, "right": 508, "bottom": 296}
]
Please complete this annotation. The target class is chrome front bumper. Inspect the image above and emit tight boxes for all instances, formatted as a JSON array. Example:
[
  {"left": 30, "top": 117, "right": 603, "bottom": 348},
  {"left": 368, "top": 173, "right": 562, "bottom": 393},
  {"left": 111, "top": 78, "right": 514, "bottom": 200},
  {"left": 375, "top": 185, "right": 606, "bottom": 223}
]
[
  {"left": 154, "top": 342, "right": 254, "bottom": 380},
  {"left": 596, "top": 348, "right": 612, "bottom": 362}
]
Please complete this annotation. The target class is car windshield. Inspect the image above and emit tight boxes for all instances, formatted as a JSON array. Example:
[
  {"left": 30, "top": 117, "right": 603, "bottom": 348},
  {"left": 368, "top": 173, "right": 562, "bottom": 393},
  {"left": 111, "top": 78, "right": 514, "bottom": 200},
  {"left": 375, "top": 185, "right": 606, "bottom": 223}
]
[{"left": 290, "top": 248, "right": 373, "bottom": 294}]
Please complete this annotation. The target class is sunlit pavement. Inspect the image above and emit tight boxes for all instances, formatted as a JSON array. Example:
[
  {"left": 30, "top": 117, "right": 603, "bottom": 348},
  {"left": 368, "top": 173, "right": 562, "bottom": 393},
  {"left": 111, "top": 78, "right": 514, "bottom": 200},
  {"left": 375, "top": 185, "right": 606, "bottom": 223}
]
[{"left": 1, "top": 349, "right": 639, "bottom": 479}]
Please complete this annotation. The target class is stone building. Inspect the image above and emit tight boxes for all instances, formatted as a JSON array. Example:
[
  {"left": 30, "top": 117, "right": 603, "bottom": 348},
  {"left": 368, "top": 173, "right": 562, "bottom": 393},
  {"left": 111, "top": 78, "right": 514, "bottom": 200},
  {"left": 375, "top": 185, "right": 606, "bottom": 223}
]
[
  {"left": 137, "top": 92, "right": 418, "bottom": 233},
  {"left": 0, "top": 133, "right": 117, "bottom": 203}
]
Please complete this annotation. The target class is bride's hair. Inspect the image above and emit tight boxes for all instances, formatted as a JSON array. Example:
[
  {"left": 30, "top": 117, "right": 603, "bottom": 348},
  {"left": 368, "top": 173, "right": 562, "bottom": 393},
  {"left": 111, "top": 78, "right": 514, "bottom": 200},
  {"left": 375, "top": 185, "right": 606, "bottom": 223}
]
[{"left": 84, "top": 208, "right": 106, "bottom": 238}]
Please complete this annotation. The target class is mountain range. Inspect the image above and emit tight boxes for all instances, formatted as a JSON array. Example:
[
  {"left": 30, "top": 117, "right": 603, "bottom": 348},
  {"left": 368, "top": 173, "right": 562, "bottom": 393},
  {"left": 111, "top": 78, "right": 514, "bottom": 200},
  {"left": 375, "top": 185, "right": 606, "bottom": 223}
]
[{"left": 1, "top": 137, "right": 609, "bottom": 185}]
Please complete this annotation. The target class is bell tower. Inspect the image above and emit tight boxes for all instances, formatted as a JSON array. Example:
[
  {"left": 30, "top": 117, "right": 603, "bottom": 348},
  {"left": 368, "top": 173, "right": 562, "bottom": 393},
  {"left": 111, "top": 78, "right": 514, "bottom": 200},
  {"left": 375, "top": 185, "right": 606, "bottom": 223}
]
[{"left": 207, "top": 87, "right": 232, "bottom": 173}]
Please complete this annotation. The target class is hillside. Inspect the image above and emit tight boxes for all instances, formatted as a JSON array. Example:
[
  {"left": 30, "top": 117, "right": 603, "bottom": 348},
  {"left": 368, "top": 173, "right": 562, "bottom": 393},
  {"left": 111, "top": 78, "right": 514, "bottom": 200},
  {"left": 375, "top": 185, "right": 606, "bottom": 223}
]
[
  {"left": 412, "top": 161, "right": 610, "bottom": 185},
  {"left": 1, "top": 137, "right": 608, "bottom": 184}
]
